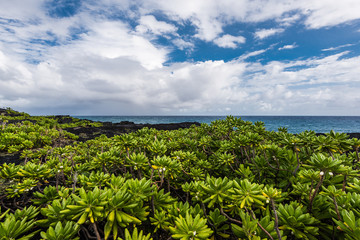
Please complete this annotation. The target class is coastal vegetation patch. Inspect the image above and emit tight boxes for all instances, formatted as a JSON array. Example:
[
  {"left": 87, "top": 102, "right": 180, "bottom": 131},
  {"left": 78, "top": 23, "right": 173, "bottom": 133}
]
[{"left": 1, "top": 108, "right": 360, "bottom": 239}]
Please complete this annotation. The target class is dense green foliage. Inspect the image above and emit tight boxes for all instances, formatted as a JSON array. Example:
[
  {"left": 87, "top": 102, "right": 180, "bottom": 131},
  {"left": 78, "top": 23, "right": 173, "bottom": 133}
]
[
  {"left": 1, "top": 109, "right": 360, "bottom": 239},
  {"left": 0, "top": 108, "right": 101, "bottom": 153}
]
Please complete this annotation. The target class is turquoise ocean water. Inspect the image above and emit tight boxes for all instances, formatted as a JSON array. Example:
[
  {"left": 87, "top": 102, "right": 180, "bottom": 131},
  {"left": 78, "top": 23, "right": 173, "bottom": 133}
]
[{"left": 74, "top": 116, "right": 360, "bottom": 134}]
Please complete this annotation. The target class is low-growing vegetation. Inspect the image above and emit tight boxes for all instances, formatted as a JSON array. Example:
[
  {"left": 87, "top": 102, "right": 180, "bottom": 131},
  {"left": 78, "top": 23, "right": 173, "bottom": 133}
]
[
  {"left": 0, "top": 108, "right": 101, "bottom": 153},
  {"left": 1, "top": 108, "right": 360, "bottom": 239}
]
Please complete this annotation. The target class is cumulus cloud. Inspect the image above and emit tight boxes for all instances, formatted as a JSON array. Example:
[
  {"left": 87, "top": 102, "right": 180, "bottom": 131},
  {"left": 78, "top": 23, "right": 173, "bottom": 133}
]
[
  {"left": 213, "top": 34, "right": 246, "bottom": 48},
  {"left": 76, "top": 20, "right": 168, "bottom": 70},
  {"left": 255, "top": 28, "right": 285, "bottom": 39},
  {"left": 0, "top": 44, "right": 244, "bottom": 114},
  {"left": 2, "top": 32, "right": 359, "bottom": 115}
]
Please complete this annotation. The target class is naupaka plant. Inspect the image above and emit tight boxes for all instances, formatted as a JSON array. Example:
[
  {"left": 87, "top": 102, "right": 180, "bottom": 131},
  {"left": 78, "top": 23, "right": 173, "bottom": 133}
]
[
  {"left": 169, "top": 211, "right": 213, "bottom": 240},
  {"left": 40, "top": 221, "right": 80, "bottom": 240},
  {"left": 277, "top": 202, "right": 320, "bottom": 240},
  {"left": 200, "top": 176, "right": 233, "bottom": 208},
  {"left": 229, "top": 178, "right": 266, "bottom": 210},
  {"left": 60, "top": 187, "right": 107, "bottom": 240},
  {"left": 103, "top": 188, "right": 142, "bottom": 240},
  {"left": 0, "top": 206, "right": 40, "bottom": 240}
]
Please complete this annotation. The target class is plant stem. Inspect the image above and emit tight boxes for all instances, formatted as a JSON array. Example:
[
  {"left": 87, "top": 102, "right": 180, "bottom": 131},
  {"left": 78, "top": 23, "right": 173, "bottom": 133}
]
[
  {"left": 201, "top": 202, "right": 216, "bottom": 236},
  {"left": 332, "top": 196, "right": 342, "bottom": 221},
  {"left": 220, "top": 207, "right": 242, "bottom": 225},
  {"left": 308, "top": 175, "right": 324, "bottom": 213},
  {"left": 81, "top": 226, "right": 97, "bottom": 240},
  {"left": 167, "top": 178, "right": 170, "bottom": 193},
  {"left": 92, "top": 222, "right": 101, "bottom": 240},
  {"left": 284, "top": 148, "right": 301, "bottom": 192},
  {"left": 249, "top": 209, "right": 274, "bottom": 240},
  {"left": 342, "top": 175, "right": 347, "bottom": 191},
  {"left": 271, "top": 199, "right": 282, "bottom": 240},
  {"left": 292, "top": 145, "right": 301, "bottom": 177}
]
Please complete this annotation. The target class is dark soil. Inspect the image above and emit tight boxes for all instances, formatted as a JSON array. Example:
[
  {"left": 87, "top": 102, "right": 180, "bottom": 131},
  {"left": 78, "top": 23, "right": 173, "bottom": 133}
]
[{"left": 0, "top": 152, "right": 22, "bottom": 165}]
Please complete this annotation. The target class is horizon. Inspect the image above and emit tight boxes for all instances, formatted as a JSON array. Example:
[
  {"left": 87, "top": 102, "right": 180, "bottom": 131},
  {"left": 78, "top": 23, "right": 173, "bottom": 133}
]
[
  {"left": 0, "top": 0, "right": 359, "bottom": 116},
  {"left": 72, "top": 114, "right": 360, "bottom": 117},
  {"left": 4, "top": 107, "right": 360, "bottom": 117}
]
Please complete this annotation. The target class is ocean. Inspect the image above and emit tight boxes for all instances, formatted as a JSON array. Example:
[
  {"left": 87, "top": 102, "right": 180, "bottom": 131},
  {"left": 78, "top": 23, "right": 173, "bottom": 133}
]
[{"left": 73, "top": 116, "right": 360, "bottom": 134}]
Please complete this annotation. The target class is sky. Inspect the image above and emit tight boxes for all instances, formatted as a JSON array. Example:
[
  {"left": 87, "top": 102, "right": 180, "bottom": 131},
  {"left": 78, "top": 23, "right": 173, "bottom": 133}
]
[{"left": 0, "top": 0, "right": 360, "bottom": 116}]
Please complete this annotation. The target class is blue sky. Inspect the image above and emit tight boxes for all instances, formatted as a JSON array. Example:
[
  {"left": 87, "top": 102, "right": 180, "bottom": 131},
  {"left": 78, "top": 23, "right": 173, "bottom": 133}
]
[{"left": 0, "top": 0, "right": 359, "bottom": 115}]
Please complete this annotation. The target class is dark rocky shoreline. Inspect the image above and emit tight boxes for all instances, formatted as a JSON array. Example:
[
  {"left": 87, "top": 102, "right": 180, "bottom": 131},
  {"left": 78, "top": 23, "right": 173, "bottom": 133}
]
[
  {"left": 64, "top": 118, "right": 360, "bottom": 140},
  {"left": 64, "top": 120, "right": 201, "bottom": 141},
  {"left": 317, "top": 132, "right": 360, "bottom": 139}
]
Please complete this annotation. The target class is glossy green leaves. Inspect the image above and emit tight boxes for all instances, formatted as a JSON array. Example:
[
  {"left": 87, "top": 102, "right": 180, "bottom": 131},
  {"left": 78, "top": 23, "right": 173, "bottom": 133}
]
[{"left": 169, "top": 212, "right": 213, "bottom": 240}]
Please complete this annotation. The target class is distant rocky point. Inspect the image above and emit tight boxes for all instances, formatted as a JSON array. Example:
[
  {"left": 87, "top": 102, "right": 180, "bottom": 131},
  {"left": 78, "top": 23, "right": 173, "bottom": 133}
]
[
  {"left": 0, "top": 107, "right": 201, "bottom": 141},
  {"left": 64, "top": 121, "right": 201, "bottom": 141}
]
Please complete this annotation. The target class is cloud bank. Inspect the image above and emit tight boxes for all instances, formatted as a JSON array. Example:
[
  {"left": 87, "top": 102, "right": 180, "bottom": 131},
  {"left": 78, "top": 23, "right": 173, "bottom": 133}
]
[{"left": 0, "top": 0, "right": 359, "bottom": 115}]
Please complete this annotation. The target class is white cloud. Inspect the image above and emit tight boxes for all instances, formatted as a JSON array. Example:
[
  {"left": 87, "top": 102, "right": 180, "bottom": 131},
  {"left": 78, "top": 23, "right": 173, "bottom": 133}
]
[
  {"left": 172, "top": 39, "right": 194, "bottom": 50},
  {"left": 236, "top": 54, "right": 360, "bottom": 115},
  {"left": 1, "top": 0, "right": 360, "bottom": 115},
  {"left": 0, "top": 9, "right": 89, "bottom": 65},
  {"left": 7, "top": 0, "right": 360, "bottom": 43},
  {"left": 237, "top": 49, "right": 268, "bottom": 61},
  {"left": 76, "top": 20, "right": 168, "bottom": 70},
  {"left": 277, "top": 13, "right": 302, "bottom": 27},
  {"left": 140, "top": 0, "right": 360, "bottom": 40},
  {"left": 0, "top": 0, "right": 45, "bottom": 20},
  {"left": 254, "top": 28, "right": 285, "bottom": 39},
  {"left": 2, "top": 0, "right": 359, "bottom": 57},
  {"left": 299, "top": 0, "right": 360, "bottom": 29},
  {"left": 138, "top": 0, "right": 292, "bottom": 41},
  {"left": 136, "top": 15, "right": 177, "bottom": 35},
  {"left": 278, "top": 43, "right": 298, "bottom": 50},
  {"left": 141, "top": 0, "right": 224, "bottom": 41},
  {"left": 322, "top": 43, "right": 354, "bottom": 51},
  {"left": 3, "top": 33, "right": 359, "bottom": 115},
  {"left": 0, "top": 47, "right": 245, "bottom": 114},
  {"left": 213, "top": 34, "right": 246, "bottom": 48}
]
